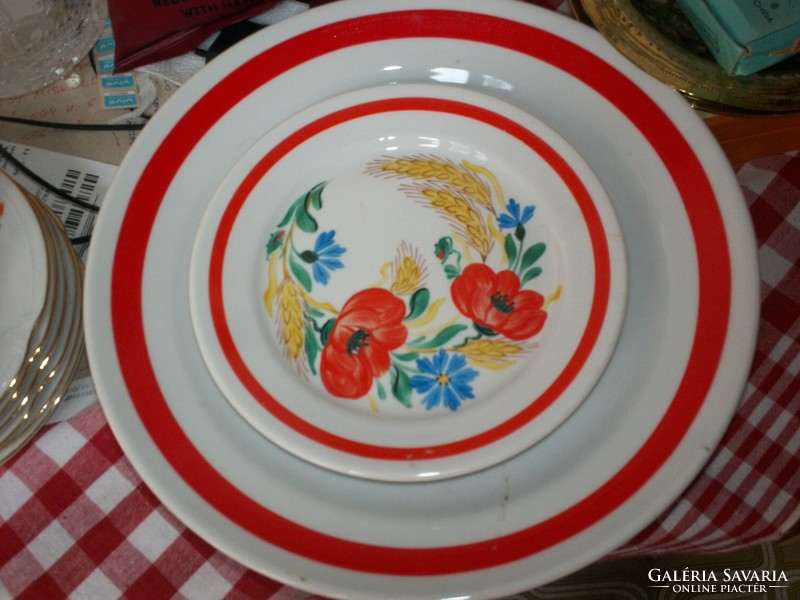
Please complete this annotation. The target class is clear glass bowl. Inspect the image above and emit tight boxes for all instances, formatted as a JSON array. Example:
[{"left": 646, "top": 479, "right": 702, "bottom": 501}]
[{"left": 0, "top": 0, "right": 105, "bottom": 98}]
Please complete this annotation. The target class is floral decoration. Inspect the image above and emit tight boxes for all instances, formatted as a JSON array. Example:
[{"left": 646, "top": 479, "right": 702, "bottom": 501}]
[
  {"left": 263, "top": 154, "right": 559, "bottom": 412},
  {"left": 320, "top": 288, "right": 408, "bottom": 399},
  {"left": 450, "top": 263, "right": 547, "bottom": 341},
  {"left": 411, "top": 348, "right": 479, "bottom": 411}
]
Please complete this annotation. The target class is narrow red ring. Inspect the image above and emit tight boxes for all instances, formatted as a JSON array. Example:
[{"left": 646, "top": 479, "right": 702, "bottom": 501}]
[{"left": 207, "top": 96, "right": 613, "bottom": 460}]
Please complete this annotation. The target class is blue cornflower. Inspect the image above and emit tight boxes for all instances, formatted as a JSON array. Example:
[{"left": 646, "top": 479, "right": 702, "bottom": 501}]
[
  {"left": 310, "top": 230, "right": 346, "bottom": 285},
  {"left": 497, "top": 198, "right": 535, "bottom": 230},
  {"left": 411, "top": 348, "right": 479, "bottom": 411}
]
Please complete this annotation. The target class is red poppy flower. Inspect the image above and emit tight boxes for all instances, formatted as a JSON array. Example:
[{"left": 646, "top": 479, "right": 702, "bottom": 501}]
[
  {"left": 320, "top": 288, "right": 408, "bottom": 399},
  {"left": 451, "top": 263, "right": 547, "bottom": 340}
]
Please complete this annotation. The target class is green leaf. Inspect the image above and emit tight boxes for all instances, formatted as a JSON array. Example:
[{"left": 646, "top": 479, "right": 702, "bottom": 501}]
[
  {"left": 520, "top": 242, "right": 546, "bottom": 272},
  {"left": 392, "top": 351, "right": 419, "bottom": 362},
  {"left": 473, "top": 322, "right": 498, "bottom": 337},
  {"left": 376, "top": 380, "right": 387, "bottom": 400},
  {"left": 303, "top": 324, "right": 319, "bottom": 375},
  {"left": 391, "top": 365, "right": 413, "bottom": 407},
  {"left": 444, "top": 264, "right": 460, "bottom": 280},
  {"left": 294, "top": 203, "right": 318, "bottom": 233},
  {"left": 289, "top": 252, "right": 312, "bottom": 291},
  {"left": 520, "top": 266, "right": 542, "bottom": 286},
  {"left": 306, "top": 306, "right": 325, "bottom": 319},
  {"left": 307, "top": 181, "right": 325, "bottom": 209},
  {"left": 406, "top": 324, "right": 468, "bottom": 350},
  {"left": 504, "top": 233, "right": 518, "bottom": 265},
  {"left": 320, "top": 318, "right": 335, "bottom": 346},
  {"left": 276, "top": 198, "right": 301, "bottom": 228},
  {"left": 406, "top": 288, "right": 430, "bottom": 320},
  {"left": 294, "top": 182, "right": 327, "bottom": 233}
]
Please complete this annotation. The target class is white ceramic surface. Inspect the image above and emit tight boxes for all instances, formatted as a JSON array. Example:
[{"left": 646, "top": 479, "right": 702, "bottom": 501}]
[
  {"left": 0, "top": 177, "right": 84, "bottom": 463},
  {"left": 84, "top": 1, "right": 759, "bottom": 598},
  {"left": 189, "top": 83, "right": 626, "bottom": 481},
  {"left": 0, "top": 171, "right": 47, "bottom": 393}
]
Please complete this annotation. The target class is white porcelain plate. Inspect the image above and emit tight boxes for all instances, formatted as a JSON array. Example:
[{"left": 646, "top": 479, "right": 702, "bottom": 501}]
[
  {"left": 189, "top": 84, "right": 627, "bottom": 481},
  {"left": 0, "top": 171, "right": 47, "bottom": 393},
  {"left": 84, "top": 1, "right": 759, "bottom": 598}
]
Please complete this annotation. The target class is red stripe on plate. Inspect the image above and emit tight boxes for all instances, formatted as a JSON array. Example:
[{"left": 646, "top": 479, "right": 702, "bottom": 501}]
[{"left": 110, "top": 10, "right": 731, "bottom": 574}]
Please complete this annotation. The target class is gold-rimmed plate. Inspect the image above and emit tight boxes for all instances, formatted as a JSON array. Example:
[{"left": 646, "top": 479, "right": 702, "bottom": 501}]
[
  {"left": 570, "top": 0, "right": 800, "bottom": 114},
  {"left": 0, "top": 176, "right": 84, "bottom": 464}
]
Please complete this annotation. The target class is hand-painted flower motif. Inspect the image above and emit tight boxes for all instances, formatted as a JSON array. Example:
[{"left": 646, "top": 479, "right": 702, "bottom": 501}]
[
  {"left": 411, "top": 348, "right": 479, "bottom": 411},
  {"left": 497, "top": 198, "right": 535, "bottom": 231},
  {"left": 266, "top": 158, "right": 556, "bottom": 411},
  {"left": 320, "top": 288, "right": 409, "bottom": 399},
  {"left": 450, "top": 263, "right": 547, "bottom": 341},
  {"left": 302, "top": 230, "right": 346, "bottom": 285}
]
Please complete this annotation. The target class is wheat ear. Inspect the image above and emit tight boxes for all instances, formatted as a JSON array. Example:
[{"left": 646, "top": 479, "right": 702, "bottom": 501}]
[
  {"left": 368, "top": 155, "right": 494, "bottom": 211},
  {"left": 276, "top": 279, "right": 305, "bottom": 360},
  {"left": 459, "top": 339, "right": 525, "bottom": 370},
  {"left": 416, "top": 186, "right": 493, "bottom": 258}
]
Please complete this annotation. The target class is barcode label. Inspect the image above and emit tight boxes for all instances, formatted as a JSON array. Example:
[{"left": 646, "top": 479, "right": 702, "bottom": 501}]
[
  {"left": 80, "top": 173, "right": 99, "bottom": 200},
  {"left": 50, "top": 198, "right": 81, "bottom": 235},
  {"left": 60, "top": 168, "right": 80, "bottom": 196},
  {"left": 59, "top": 168, "right": 100, "bottom": 203},
  {"left": 0, "top": 139, "right": 119, "bottom": 260},
  {"left": 63, "top": 205, "right": 83, "bottom": 235},
  {"left": 46, "top": 168, "right": 102, "bottom": 255}
]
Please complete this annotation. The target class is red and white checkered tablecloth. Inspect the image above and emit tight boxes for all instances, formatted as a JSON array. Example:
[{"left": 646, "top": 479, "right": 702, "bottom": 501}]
[
  {"left": 614, "top": 151, "right": 800, "bottom": 556},
  {"left": 1, "top": 150, "right": 797, "bottom": 599}
]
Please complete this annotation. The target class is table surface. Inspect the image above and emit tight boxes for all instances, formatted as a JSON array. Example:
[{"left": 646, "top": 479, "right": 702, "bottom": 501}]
[{"left": 1, "top": 2, "right": 799, "bottom": 599}]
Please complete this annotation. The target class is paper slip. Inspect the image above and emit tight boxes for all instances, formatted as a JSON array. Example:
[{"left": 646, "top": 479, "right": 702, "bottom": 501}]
[{"left": 0, "top": 141, "right": 116, "bottom": 259}]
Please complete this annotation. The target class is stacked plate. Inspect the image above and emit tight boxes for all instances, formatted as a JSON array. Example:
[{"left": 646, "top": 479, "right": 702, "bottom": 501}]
[
  {"left": 188, "top": 83, "right": 629, "bottom": 482},
  {"left": 84, "top": 1, "right": 760, "bottom": 598},
  {"left": 0, "top": 169, "right": 84, "bottom": 464}
]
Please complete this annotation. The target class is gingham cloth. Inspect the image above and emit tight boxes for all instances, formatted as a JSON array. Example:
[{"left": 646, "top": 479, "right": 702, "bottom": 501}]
[
  {"left": 613, "top": 150, "right": 800, "bottom": 557},
  {"left": 1, "top": 149, "right": 797, "bottom": 599}
]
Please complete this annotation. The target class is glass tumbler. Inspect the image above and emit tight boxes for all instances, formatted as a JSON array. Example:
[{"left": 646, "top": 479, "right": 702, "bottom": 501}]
[{"left": 0, "top": 0, "right": 105, "bottom": 98}]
